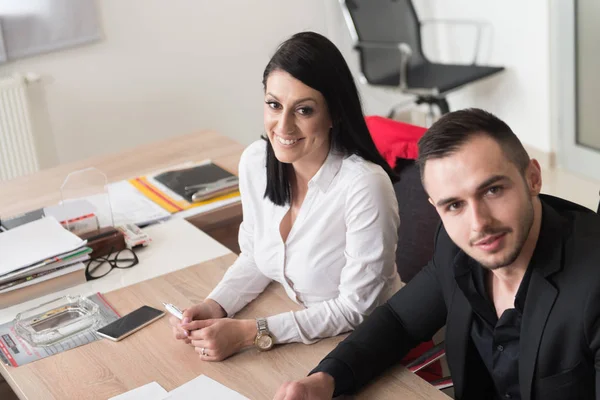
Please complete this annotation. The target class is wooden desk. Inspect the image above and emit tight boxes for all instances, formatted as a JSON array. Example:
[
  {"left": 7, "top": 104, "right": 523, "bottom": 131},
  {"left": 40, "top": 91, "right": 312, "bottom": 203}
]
[
  {"left": 0, "top": 254, "right": 449, "bottom": 400},
  {"left": 0, "top": 131, "right": 245, "bottom": 253}
]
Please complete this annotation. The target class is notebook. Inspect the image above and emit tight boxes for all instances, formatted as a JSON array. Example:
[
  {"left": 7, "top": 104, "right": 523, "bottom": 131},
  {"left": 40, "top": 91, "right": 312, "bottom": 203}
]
[
  {"left": 129, "top": 161, "right": 240, "bottom": 214},
  {"left": 153, "top": 162, "right": 238, "bottom": 203}
]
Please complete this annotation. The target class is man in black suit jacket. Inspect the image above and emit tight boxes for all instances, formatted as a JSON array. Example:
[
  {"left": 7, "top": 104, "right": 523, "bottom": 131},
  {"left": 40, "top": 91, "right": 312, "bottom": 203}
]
[{"left": 274, "top": 109, "right": 600, "bottom": 400}]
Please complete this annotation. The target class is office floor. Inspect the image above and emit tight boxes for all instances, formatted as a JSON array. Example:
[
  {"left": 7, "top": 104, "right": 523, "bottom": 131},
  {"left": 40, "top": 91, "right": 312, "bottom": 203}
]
[{"left": 0, "top": 377, "right": 17, "bottom": 400}]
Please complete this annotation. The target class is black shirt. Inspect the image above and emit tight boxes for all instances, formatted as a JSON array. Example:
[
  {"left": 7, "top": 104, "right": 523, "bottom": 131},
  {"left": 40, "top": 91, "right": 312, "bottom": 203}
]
[
  {"left": 455, "top": 251, "right": 534, "bottom": 400},
  {"left": 312, "top": 255, "right": 536, "bottom": 399}
]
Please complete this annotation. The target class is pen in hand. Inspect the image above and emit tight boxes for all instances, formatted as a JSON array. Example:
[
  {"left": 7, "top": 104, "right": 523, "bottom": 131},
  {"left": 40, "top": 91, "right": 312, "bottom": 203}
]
[
  {"left": 163, "top": 302, "right": 183, "bottom": 320},
  {"left": 163, "top": 302, "right": 191, "bottom": 337}
]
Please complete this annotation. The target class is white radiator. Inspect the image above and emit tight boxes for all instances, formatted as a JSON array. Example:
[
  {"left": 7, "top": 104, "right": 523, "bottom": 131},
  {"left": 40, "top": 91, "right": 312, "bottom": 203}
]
[{"left": 0, "top": 74, "right": 40, "bottom": 181}]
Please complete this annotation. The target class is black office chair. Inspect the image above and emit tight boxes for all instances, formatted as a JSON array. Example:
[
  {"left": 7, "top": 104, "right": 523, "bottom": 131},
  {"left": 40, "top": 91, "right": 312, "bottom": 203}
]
[
  {"left": 340, "top": 0, "right": 505, "bottom": 117},
  {"left": 393, "top": 158, "right": 453, "bottom": 391},
  {"left": 393, "top": 158, "right": 440, "bottom": 283}
]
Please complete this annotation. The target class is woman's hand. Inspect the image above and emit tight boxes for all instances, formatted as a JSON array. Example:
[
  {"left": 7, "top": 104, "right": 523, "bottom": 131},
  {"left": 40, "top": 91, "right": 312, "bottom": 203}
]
[
  {"left": 182, "top": 318, "right": 257, "bottom": 361},
  {"left": 169, "top": 299, "right": 226, "bottom": 344}
]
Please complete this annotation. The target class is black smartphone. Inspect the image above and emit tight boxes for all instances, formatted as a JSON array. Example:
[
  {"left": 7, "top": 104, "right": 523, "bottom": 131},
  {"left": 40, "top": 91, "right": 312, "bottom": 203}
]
[{"left": 96, "top": 305, "right": 165, "bottom": 342}]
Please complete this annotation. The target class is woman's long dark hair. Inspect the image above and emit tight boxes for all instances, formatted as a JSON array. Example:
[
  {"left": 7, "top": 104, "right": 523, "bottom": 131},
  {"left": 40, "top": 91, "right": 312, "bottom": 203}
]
[{"left": 262, "top": 31, "right": 397, "bottom": 206}]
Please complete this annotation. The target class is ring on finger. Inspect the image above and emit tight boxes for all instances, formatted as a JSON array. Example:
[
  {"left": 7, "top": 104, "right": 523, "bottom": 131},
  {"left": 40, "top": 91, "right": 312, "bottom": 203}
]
[{"left": 201, "top": 347, "right": 207, "bottom": 356}]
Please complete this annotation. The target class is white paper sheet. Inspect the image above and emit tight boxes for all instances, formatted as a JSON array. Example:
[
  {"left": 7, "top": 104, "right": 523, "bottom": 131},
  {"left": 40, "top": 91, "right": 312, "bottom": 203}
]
[
  {"left": 107, "top": 376, "right": 247, "bottom": 400},
  {"left": 84, "top": 181, "right": 171, "bottom": 227},
  {"left": 0, "top": 217, "right": 87, "bottom": 276},
  {"left": 163, "top": 375, "right": 248, "bottom": 400},
  {"left": 108, "top": 382, "right": 168, "bottom": 400}
]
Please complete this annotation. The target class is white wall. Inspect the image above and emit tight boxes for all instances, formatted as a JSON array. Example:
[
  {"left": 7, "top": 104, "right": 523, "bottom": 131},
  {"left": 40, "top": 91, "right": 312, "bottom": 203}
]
[
  {"left": 326, "top": 0, "right": 552, "bottom": 152},
  {"left": 0, "top": 0, "right": 553, "bottom": 169},
  {"left": 420, "top": 0, "right": 552, "bottom": 153},
  {"left": 0, "top": 0, "right": 331, "bottom": 166}
]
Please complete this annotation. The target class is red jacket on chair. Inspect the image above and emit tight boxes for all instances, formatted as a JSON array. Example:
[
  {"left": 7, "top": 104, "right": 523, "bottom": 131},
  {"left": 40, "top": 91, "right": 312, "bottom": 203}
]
[{"left": 365, "top": 115, "right": 425, "bottom": 165}]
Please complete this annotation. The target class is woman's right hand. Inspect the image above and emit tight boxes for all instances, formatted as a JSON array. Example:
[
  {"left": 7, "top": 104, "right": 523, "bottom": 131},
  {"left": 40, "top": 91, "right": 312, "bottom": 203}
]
[{"left": 169, "top": 300, "right": 226, "bottom": 344}]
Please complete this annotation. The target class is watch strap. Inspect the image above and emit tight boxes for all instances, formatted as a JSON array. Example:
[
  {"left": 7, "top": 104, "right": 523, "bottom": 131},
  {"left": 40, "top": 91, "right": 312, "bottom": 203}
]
[{"left": 256, "top": 317, "right": 269, "bottom": 335}]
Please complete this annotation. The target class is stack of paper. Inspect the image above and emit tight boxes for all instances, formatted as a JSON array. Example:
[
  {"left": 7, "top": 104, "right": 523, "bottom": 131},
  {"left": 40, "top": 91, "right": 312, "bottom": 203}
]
[{"left": 0, "top": 217, "right": 90, "bottom": 308}]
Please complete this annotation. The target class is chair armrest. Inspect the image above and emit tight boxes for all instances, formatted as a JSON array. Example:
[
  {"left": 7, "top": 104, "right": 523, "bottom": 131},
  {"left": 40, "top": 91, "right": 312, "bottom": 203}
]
[
  {"left": 420, "top": 19, "right": 491, "bottom": 65},
  {"left": 405, "top": 341, "right": 446, "bottom": 373},
  {"left": 354, "top": 40, "right": 412, "bottom": 89},
  {"left": 431, "top": 376, "right": 454, "bottom": 390}
]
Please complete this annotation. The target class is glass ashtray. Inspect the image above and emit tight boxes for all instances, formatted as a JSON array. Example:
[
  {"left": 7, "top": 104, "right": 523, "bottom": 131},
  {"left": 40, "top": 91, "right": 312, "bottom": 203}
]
[{"left": 14, "top": 295, "right": 101, "bottom": 347}]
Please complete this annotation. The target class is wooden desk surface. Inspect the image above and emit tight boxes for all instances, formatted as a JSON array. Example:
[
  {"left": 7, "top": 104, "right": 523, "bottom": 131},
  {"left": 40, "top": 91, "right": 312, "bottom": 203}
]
[
  {"left": 0, "top": 254, "right": 449, "bottom": 400},
  {"left": 0, "top": 130, "right": 244, "bottom": 218}
]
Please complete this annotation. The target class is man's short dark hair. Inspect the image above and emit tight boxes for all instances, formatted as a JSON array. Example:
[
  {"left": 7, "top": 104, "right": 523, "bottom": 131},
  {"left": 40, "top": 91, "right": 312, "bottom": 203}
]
[{"left": 417, "top": 108, "right": 530, "bottom": 180}]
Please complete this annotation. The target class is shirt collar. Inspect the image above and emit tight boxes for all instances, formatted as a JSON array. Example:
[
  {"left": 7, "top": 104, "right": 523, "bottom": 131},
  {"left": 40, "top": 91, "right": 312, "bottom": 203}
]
[{"left": 309, "top": 150, "right": 344, "bottom": 193}]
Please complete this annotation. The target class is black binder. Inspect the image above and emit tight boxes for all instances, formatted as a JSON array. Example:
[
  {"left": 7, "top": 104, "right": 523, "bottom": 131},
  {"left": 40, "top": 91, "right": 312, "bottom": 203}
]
[{"left": 153, "top": 163, "right": 238, "bottom": 203}]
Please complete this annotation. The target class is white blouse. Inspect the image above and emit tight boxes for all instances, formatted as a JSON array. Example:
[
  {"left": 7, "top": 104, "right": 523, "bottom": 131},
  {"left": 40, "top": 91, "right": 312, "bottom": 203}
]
[{"left": 207, "top": 140, "right": 402, "bottom": 344}]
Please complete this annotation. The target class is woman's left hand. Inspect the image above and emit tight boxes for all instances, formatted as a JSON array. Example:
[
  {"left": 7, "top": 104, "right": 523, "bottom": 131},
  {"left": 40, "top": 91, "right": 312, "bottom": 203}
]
[{"left": 181, "top": 318, "right": 257, "bottom": 361}]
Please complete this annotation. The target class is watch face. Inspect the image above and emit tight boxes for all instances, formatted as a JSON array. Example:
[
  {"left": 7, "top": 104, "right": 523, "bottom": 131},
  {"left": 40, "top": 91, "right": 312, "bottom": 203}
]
[{"left": 256, "top": 333, "right": 273, "bottom": 350}]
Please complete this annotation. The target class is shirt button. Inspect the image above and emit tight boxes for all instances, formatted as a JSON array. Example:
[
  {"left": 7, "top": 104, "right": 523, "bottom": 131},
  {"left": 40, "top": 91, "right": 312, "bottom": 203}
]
[
  {"left": 504, "top": 393, "right": 512, "bottom": 399},
  {"left": 497, "top": 345, "right": 504, "bottom": 352}
]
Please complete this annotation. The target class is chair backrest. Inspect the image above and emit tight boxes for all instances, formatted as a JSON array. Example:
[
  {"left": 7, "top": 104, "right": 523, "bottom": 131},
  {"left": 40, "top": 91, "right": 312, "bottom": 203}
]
[
  {"left": 393, "top": 158, "right": 440, "bottom": 283},
  {"left": 342, "top": 0, "right": 426, "bottom": 84}
]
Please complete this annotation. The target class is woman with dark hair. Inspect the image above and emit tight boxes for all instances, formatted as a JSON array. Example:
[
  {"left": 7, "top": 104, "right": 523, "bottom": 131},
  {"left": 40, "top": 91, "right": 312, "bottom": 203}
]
[{"left": 169, "top": 31, "right": 402, "bottom": 361}]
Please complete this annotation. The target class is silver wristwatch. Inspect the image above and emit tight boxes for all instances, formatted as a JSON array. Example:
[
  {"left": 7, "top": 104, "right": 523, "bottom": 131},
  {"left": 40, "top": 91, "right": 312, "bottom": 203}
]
[{"left": 254, "top": 317, "right": 274, "bottom": 351}]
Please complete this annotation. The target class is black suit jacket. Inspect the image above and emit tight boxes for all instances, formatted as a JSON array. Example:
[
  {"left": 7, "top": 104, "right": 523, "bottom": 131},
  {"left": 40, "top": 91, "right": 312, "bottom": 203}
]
[{"left": 313, "top": 195, "right": 600, "bottom": 400}]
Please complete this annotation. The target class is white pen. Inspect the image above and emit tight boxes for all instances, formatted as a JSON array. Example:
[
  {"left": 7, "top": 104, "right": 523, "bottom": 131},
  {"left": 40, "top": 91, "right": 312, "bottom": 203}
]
[{"left": 162, "top": 302, "right": 184, "bottom": 320}]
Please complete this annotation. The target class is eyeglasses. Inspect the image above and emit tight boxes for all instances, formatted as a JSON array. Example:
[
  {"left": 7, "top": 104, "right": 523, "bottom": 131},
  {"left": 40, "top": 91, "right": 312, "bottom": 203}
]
[{"left": 85, "top": 247, "right": 139, "bottom": 281}]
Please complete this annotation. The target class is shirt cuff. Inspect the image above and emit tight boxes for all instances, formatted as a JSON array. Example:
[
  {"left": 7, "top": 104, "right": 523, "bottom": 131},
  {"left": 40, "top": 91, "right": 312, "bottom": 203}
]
[
  {"left": 206, "top": 284, "right": 245, "bottom": 317},
  {"left": 266, "top": 312, "right": 301, "bottom": 344},
  {"left": 309, "top": 358, "right": 355, "bottom": 397}
]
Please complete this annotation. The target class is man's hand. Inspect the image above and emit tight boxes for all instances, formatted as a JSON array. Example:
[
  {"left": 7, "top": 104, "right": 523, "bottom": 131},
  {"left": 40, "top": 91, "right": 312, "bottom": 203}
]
[{"left": 273, "top": 373, "right": 335, "bottom": 400}]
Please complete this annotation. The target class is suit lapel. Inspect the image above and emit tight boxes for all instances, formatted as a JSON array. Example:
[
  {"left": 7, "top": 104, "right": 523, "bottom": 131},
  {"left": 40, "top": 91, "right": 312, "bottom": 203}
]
[
  {"left": 448, "top": 252, "right": 475, "bottom": 398},
  {"left": 518, "top": 202, "right": 566, "bottom": 400},
  {"left": 446, "top": 288, "right": 472, "bottom": 398},
  {"left": 518, "top": 269, "right": 558, "bottom": 400}
]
